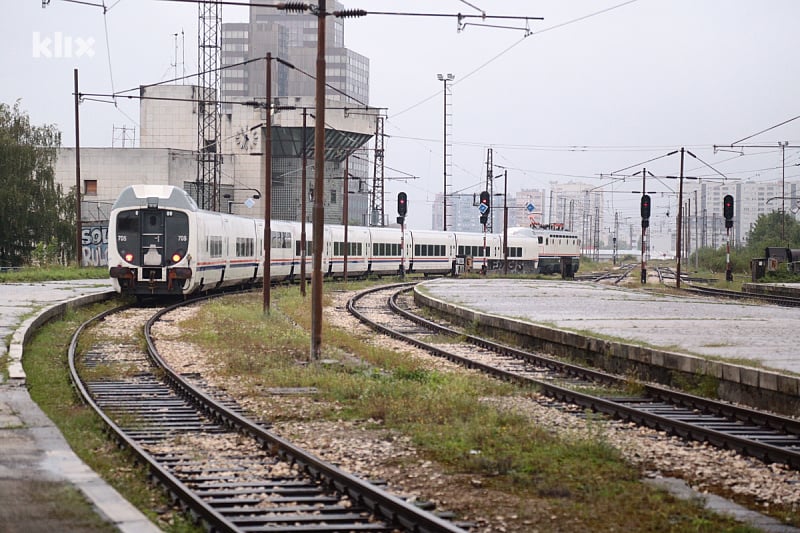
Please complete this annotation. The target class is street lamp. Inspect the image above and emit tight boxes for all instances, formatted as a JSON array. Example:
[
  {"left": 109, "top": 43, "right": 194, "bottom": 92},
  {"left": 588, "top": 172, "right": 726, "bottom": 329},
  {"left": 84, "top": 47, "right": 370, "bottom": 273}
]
[{"left": 437, "top": 72, "right": 454, "bottom": 231}]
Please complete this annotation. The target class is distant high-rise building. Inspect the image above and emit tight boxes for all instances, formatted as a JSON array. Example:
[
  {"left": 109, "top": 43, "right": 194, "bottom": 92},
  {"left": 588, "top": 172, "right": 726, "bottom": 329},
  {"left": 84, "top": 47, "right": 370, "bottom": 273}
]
[
  {"left": 221, "top": 2, "right": 369, "bottom": 111},
  {"left": 219, "top": 2, "right": 373, "bottom": 224}
]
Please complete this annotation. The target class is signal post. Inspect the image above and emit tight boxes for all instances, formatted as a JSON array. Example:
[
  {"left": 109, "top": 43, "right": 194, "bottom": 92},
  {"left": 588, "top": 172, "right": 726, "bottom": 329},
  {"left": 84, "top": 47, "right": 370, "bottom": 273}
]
[
  {"left": 724, "top": 195, "right": 734, "bottom": 282},
  {"left": 479, "top": 191, "right": 490, "bottom": 274},
  {"left": 397, "top": 192, "right": 407, "bottom": 279},
  {"left": 640, "top": 194, "right": 651, "bottom": 284}
]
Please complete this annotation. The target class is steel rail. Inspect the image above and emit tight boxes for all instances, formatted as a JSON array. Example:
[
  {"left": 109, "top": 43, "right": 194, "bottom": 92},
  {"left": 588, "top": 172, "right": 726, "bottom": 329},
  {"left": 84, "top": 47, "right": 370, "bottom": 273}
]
[
  {"left": 143, "top": 295, "right": 466, "bottom": 533},
  {"left": 348, "top": 284, "right": 800, "bottom": 469},
  {"left": 69, "top": 293, "right": 466, "bottom": 533},
  {"left": 68, "top": 303, "right": 242, "bottom": 531}
]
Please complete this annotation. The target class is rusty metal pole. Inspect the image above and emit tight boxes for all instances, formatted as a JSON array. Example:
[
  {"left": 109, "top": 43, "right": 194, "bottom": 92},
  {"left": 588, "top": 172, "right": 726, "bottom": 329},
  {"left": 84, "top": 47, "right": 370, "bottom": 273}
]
[
  {"left": 311, "top": 0, "right": 327, "bottom": 359},
  {"left": 343, "top": 155, "right": 349, "bottom": 283},
  {"left": 300, "top": 108, "right": 307, "bottom": 297},
  {"left": 74, "top": 68, "right": 82, "bottom": 267},
  {"left": 641, "top": 167, "right": 647, "bottom": 284},
  {"left": 676, "top": 148, "right": 685, "bottom": 289},
  {"left": 263, "top": 53, "right": 272, "bottom": 314},
  {"left": 503, "top": 169, "right": 508, "bottom": 275}
]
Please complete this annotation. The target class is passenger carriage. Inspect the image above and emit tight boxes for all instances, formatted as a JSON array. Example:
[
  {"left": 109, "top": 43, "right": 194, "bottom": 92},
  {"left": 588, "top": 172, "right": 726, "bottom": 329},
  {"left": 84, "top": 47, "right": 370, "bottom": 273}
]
[
  {"left": 367, "top": 226, "right": 409, "bottom": 276},
  {"left": 407, "top": 229, "right": 455, "bottom": 275},
  {"left": 108, "top": 185, "right": 581, "bottom": 297},
  {"left": 327, "top": 224, "right": 370, "bottom": 278}
]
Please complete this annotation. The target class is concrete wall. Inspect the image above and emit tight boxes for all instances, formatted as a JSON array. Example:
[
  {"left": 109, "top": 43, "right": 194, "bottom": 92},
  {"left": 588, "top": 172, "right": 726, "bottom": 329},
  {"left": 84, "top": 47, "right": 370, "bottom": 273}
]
[{"left": 54, "top": 147, "right": 196, "bottom": 207}]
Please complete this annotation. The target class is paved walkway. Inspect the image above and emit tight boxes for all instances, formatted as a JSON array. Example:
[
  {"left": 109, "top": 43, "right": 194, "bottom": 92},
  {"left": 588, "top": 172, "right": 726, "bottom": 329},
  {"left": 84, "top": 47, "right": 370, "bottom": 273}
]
[
  {"left": 421, "top": 278, "right": 800, "bottom": 375},
  {"left": 0, "top": 280, "right": 160, "bottom": 532}
]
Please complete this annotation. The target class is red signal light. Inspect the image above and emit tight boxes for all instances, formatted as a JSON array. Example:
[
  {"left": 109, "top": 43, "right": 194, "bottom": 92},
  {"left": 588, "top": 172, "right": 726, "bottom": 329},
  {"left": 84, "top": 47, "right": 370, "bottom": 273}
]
[
  {"left": 397, "top": 192, "right": 408, "bottom": 217},
  {"left": 640, "top": 194, "right": 651, "bottom": 219}
]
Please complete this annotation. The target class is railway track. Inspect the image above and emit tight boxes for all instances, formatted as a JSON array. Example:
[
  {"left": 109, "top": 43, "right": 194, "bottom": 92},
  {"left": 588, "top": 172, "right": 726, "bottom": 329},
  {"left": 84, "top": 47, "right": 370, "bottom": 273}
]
[
  {"left": 68, "top": 296, "right": 467, "bottom": 533},
  {"left": 347, "top": 283, "right": 800, "bottom": 470},
  {"left": 683, "top": 284, "right": 800, "bottom": 307}
]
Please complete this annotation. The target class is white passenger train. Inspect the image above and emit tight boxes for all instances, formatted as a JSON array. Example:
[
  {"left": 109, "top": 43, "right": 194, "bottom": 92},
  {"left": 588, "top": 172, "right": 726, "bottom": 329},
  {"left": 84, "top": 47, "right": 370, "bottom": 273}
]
[{"left": 108, "top": 185, "right": 580, "bottom": 296}]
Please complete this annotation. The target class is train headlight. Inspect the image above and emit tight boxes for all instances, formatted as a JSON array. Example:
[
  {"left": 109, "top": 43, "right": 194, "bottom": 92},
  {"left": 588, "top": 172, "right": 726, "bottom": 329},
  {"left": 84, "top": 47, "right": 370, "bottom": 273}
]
[
  {"left": 123, "top": 252, "right": 134, "bottom": 263},
  {"left": 171, "top": 253, "right": 182, "bottom": 263}
]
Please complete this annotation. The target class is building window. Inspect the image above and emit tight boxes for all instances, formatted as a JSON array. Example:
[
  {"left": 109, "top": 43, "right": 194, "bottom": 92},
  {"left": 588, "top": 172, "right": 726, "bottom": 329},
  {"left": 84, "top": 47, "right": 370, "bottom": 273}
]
[{"left": 84, "top": 180, "right": 97, "bottom": 196}]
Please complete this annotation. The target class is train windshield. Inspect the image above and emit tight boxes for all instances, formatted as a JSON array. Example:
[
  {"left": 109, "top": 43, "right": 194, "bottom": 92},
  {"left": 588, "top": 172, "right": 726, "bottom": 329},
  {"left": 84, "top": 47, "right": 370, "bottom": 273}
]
[{"left": 115, "top": 209, "right": 189, "bottom": 266}]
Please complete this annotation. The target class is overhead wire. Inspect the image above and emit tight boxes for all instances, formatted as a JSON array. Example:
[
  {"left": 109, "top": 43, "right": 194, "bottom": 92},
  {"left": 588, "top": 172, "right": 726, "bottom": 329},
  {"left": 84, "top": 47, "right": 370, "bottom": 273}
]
[{"left": 389, "top": 0, "right": 640, "bottom": 120}]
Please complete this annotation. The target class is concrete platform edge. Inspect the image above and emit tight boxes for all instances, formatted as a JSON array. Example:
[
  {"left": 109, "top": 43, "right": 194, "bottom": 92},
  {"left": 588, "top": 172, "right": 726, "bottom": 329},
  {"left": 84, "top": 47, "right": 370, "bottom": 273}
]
[
  {"left": 5, "top": 289, "right": 161, "bottom": 532},
  {"left": 414, "top": 283, "right": 800, "bottom": 415},
  {"left": 8, "top": 291, "right": 116, "bottom": 380}
]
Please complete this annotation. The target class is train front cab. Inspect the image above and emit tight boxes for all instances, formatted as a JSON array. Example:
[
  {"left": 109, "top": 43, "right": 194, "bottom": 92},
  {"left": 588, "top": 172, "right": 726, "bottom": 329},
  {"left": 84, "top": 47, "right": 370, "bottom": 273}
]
[
  {"left": 536, "top": 232, "right": 580, "bottom": 275},
  {"left": 109, "top": 205, "right": 192, "bottom": 296}
]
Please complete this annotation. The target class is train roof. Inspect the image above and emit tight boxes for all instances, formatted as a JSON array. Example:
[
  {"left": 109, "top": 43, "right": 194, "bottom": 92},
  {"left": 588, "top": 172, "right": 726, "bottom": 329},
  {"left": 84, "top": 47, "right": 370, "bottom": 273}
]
[
  {"left": 508, "top": 226, "right": 579, "bottom": 238},
  {"left": 112, "top": 185, "right": 199, "bottom": 212}
]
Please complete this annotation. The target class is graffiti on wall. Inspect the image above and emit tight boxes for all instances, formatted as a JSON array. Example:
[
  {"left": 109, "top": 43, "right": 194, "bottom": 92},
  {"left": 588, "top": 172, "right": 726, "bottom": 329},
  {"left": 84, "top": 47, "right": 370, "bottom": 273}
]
[{"left": 82, "top": 225, "right": 108, "bottom": 267}]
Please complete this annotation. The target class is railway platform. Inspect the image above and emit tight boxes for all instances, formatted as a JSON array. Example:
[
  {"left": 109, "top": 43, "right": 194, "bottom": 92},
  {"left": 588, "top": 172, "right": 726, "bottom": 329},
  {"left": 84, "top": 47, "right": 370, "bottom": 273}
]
[
  {"left": 416, "top": 278, "right": 800, "bottom": 418},
  {"left": 0, "top": 280, "right": 160, "bottom": 532},
  {"left": 418, "top": 278, "right": 800, "bottom": 375}
]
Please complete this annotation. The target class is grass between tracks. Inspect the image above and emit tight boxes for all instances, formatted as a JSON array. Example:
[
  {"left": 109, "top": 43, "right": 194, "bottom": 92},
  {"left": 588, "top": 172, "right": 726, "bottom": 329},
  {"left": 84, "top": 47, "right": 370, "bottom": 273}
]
[
  {"left": 22, "top": 300, "right": 202, "bottom": 533},
  {"left": 0, "top": 266, "right": 107, "bottom": 283},
  {"left": 170, "top": 282, "right": 763, "bottom": 532}
]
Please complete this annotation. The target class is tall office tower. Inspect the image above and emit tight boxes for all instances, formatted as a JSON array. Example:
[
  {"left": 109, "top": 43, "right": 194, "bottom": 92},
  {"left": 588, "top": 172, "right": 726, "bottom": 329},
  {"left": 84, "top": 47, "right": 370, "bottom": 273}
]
[{"left": 220, "top": 2, "right": 373, "bottom": 223}]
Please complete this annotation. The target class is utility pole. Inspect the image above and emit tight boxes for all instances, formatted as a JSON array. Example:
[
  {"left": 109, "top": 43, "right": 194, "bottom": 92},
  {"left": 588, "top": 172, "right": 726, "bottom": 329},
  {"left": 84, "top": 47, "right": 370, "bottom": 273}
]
[
  {"left": 676, "top": 148, "right": 685, "bottom": 288},
  {"left": 485, "top": 148, "right": 494, "bottom": 233},
  {"left": 73, "top": 68, "right": 82, "bottom": 267},
  {"left": 311, "top": 0, "right": 327, "bottom": 360},
  {"left": 343, "top": 156, "right": 349, "bottom": 282},
  {"left": 263, "top": 53, "right": 272, "bottom": 314},
  {"left": 502, "top": 169, "right": 508, "bottom": 275},
  {"left": 300, "top": 108, "right": 308, "bottom": 297}
]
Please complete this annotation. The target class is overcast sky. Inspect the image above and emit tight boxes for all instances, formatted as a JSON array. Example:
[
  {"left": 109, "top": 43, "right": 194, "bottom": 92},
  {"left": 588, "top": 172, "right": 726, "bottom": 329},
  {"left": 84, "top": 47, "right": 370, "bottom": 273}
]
[{"left": 4, "top": 0, "right": 799, "bottom": 229}]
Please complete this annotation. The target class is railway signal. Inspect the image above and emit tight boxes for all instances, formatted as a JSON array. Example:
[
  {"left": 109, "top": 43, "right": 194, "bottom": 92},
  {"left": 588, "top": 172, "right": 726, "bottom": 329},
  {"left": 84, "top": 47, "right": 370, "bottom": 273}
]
[
  {"left": 640, "top": 194, "right": 651, "bottom": 228},
  {"left": 723, "top": 194, "right": 734, "bottom": 281},
  {"left": 397, "top": 192, "right": 407, "bottom": 217},
  {"left": 479, "top": 191, "right": 490, "bottom": 226},
  {"left": 723, "top": 195, "right": 734, "bottom": 229},
  {"left": 397, "top": 191, "right": 407, "bottom": 225}
]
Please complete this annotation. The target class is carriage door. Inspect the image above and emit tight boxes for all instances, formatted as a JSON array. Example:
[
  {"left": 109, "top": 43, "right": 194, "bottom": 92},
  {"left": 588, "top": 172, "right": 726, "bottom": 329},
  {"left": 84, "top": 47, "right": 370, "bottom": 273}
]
[{"left": 141, "top": 209, "right": 166, "bottom": 278}]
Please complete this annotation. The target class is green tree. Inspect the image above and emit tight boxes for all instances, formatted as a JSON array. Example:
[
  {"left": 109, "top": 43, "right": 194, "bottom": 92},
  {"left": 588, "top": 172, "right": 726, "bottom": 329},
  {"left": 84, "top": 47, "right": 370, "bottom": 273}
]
[
  {"left": 0, "top": 101, "right": 73, "bottom": 267},
  {"left": 743, "top": 211, "right": 800, "bottom": 257}
]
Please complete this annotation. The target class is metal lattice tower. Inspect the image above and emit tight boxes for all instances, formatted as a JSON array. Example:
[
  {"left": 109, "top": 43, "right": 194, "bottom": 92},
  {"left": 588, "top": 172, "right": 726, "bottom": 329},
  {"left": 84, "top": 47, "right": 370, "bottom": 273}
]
[
  {"left": 371, "top": 115, "right": 385, "bottom": 226},
  {"left": 593, "top": 204, "right": 601, "bottom": 262},
  {"left": 197, "top": 1, "right": 221, "bottom": 210},
  {"left": 443, "top": 79, "right": 454, "bottom": 230}
]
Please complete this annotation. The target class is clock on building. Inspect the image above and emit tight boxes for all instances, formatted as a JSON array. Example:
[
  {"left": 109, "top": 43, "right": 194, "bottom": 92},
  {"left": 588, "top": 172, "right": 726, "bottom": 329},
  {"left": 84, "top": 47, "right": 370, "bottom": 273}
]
[{"left": 235, "top": 126, "right": 259, "bottom": 151}]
